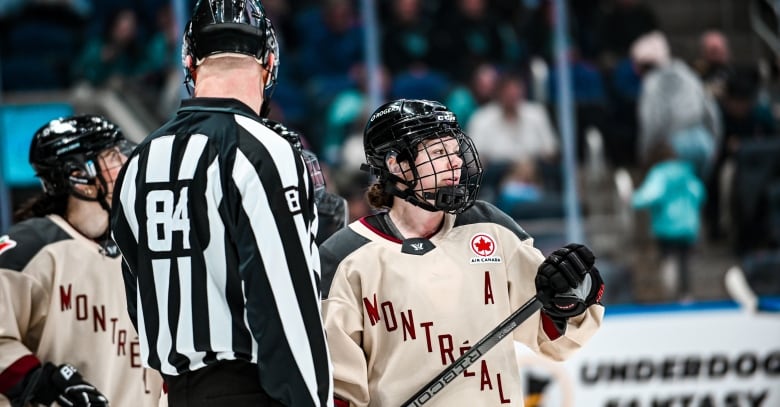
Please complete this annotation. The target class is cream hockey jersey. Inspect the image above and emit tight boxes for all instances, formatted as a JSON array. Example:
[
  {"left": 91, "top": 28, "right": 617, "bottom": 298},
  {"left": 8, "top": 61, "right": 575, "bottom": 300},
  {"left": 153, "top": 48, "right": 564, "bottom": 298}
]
[
  {"left": 320, "top": 201, "right": 604, "bottom": 407},
  {"left": 0, "top": 215, "right": 163, "bottom": 407}
]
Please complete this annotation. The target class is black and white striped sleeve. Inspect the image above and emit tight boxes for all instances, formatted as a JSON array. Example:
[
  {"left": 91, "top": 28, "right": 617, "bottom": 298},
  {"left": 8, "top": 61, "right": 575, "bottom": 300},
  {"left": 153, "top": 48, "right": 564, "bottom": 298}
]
[{"left": 229, "top": 116, "right": 333, "bottom": 406}]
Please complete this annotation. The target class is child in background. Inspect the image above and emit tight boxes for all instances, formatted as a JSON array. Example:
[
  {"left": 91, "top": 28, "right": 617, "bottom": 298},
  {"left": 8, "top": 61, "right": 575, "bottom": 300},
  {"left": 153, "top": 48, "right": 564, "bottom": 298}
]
[{"left": 632, "top": 143, "right": 706, "bottom": 301}]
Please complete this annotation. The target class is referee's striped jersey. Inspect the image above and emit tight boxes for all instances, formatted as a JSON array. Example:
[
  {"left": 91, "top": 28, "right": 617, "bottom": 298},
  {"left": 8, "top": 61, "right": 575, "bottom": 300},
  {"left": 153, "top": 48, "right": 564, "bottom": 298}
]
[{"left": 110, "top": 98, "right": 333, "bottom": 406}]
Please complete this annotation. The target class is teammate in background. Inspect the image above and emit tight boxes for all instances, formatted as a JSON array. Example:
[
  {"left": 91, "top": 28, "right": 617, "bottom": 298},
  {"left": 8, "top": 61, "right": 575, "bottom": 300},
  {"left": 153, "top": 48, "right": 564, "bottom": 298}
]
[
  {"left": 320, "top": 99, "right": 605, "bottom": 406},
  {"left": 260, "top": 118, "right": 349, "bottom": 244},
  {"left": 110, "top": 1, "right": 333, "bottom": 406},
  {"left": 0, "top": 115, "right": 163, "bottom": 407}
]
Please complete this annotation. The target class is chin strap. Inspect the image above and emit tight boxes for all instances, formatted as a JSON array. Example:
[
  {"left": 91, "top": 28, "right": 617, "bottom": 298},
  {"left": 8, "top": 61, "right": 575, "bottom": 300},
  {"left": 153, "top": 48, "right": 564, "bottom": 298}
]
[
  {"left": 96, "top": 191, "right": 111, "bottom": 214},
  {"left": 423, "top": 185, "right": 469, "bottom": 213},
  {"left": 381, "top": 175, "right": 440, "bottom": 213},
  {"left": 259, "top": 80, "right": 277, "bottom": 118},
  {"left": 362, "top": 163, "right": 468, "bottom": 213},
  {"left": 69, "top": 179, "right": 112, "bottom": 214}
]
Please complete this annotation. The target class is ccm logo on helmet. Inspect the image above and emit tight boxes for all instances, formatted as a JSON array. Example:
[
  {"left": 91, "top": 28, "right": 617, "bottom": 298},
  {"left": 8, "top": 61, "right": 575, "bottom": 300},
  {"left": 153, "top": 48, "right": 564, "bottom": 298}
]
[
  {"left": 369, "top": 105, "right": 401, "bottom": 122},
  {"left": 437, "top": 113, "right": 455, "bottom": 122}
]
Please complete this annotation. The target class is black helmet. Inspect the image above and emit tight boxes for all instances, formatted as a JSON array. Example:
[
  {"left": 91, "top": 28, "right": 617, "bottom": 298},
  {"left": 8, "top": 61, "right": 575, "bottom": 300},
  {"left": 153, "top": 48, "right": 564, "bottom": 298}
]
[
  {"left": 260, "top": 117, "right": 303, "bottom": 152},
  {"left": 182, "top": 0, "right": 280, "bottom": 109},
  {"left": 260, "top": 117, "right": 327, "bottom": 200},
  {"left": 258, "top": 117, "right": 346, "bottom": 241},
  {"left": 363, "top": 99, "right": 483, "bottom": 214},
  {"left": 30, "top": 114, "right": 132, "bottom": 201}
]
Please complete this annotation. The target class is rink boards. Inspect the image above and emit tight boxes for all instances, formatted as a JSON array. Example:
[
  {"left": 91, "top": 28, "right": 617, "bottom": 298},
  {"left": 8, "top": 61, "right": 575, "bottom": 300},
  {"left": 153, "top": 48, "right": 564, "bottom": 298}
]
[{"left": 514, "top": 300, "right": 780, "bottom": 407}]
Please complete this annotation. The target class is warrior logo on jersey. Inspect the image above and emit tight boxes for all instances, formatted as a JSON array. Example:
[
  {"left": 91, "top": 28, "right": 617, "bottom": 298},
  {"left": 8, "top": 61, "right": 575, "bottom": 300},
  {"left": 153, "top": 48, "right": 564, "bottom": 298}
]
[
  {"left": 100, "top": 239, "right": 122, "bottom": 258},
  {"left": 401, "top": 238, "right": 436, "bottom": 255},
  {"left": 0, "top": 235, "right": 17, "bottom": 255},
  {"left": 469, "top": 233, "right": 502, "bottom": 264}
]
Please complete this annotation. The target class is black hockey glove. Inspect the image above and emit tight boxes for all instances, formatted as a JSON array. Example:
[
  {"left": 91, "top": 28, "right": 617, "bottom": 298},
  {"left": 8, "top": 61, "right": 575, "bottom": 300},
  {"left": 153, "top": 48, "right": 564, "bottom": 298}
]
[
  {"left": 535, "top": 243, "right": 604, "bottom": 319},
  {"left": 14, "top": 363, "right": 109, "bottom": 407}
]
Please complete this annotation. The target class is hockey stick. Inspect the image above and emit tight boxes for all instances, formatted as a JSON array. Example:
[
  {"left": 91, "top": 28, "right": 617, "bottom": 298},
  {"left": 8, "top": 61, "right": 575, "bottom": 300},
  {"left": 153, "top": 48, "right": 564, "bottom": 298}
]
[{"left": 400, "top": 296, "right": 543, "bottom": 407}]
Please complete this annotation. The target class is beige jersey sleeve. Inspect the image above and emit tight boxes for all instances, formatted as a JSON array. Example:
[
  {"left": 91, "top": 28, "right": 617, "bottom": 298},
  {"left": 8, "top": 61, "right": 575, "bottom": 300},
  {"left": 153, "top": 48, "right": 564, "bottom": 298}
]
[
  {"left": 322, "top": 264, "right": 370, "bottom": 406},
  {"left": 0, "top": 264, "right": 51, "bottom": 373},
  {"left": 0, "top": 216, "right": 163, "bottom": 407}
]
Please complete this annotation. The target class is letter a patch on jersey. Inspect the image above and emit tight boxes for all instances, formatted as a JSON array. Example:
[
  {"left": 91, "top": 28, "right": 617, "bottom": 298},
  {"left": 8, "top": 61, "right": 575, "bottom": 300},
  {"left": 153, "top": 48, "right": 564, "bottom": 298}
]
[{"left": 0, "top": 235, "right": 17, "bottom": 255}]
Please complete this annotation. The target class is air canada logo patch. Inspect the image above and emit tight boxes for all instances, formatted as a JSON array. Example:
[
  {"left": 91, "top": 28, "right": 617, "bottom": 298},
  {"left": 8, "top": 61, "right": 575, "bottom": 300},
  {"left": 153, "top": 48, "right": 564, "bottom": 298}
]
[
  {"left": 0, "top": 235, "right": 17, "bottom": 256},
  {"left": 470, "top": 233, "right": 502, "bottom": 264}
]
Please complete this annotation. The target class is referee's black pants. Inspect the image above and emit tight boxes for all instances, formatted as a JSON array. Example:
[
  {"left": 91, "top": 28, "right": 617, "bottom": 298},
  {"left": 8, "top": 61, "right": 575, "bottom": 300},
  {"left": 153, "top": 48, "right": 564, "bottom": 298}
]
[{"left": 164, "top": 360, "right": 285, "bottom": 406}]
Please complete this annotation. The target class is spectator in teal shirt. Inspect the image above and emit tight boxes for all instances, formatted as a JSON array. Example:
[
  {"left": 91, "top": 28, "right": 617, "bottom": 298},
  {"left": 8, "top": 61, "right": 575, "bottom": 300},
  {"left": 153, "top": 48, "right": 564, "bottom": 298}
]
[{"left": 633, "top": 143, "right": 706, "bottom": 301}]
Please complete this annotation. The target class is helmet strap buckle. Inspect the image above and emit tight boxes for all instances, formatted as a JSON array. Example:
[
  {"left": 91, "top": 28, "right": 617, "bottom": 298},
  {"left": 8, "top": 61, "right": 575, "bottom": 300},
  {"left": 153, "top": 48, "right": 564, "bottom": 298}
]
[{"left": 430, "top": 186, "right": 468, "bottom": 212}]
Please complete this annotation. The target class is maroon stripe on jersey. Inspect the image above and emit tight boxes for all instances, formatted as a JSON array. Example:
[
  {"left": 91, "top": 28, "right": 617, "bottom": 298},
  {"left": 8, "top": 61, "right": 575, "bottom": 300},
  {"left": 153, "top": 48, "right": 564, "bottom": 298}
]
[
  {"left": 359, "top": 217, "right": 402, "bottom": 243},
  {"left": 0, "top": 354, "right": 40, "bottom": 394},
  {"left": 540, "top": 312, "right": 563, "bottom": 340}
]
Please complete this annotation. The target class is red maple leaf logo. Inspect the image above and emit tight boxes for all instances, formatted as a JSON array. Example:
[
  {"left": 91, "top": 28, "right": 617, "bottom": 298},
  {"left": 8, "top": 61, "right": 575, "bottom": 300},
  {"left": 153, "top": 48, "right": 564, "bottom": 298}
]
[
  {"left": 475, "top": 238, "right": 492, "bottom": 254},
  {"left": 471, "top": 234, "right": 496, "bottom": 256},
  {"left": 0, "top": 235, "right": 17, "bottom": 255}
]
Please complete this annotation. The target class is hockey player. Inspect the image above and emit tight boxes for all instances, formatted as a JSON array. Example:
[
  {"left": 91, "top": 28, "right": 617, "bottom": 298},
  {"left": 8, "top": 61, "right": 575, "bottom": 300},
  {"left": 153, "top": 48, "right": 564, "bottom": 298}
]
[
  {"left": 0, "top": 115, "right": 163, "bottom": 407},
  {"left": 320, "top": 99, "right": 605, "bottom": 406}
]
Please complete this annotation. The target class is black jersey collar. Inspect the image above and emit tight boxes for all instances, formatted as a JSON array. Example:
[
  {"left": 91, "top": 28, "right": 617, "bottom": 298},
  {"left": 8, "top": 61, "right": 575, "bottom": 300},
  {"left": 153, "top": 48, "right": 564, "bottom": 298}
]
[{"left": 180, "top": 98, "right": 259, "bottom": 119}]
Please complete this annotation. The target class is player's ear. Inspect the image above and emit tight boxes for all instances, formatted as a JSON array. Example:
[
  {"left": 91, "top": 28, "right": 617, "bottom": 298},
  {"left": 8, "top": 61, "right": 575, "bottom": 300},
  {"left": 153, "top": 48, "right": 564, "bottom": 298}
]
[{"left": 385, "top": 151, "right": 402, "bottom": 175}]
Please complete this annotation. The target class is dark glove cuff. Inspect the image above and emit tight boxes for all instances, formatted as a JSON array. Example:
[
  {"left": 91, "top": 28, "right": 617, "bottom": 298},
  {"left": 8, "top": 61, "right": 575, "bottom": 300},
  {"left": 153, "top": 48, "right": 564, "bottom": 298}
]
[
  {"left": 2, "top": 355, "right": 41, "bottom": 404},
  {"left": 28, "top": 363, "right": 61, "bottom": 405},
  {"left": 9, "top": 362, "right": 59, "bottom": 407},
  {"left": 586, "top": 267, "right": 605, "bottom": 306}
]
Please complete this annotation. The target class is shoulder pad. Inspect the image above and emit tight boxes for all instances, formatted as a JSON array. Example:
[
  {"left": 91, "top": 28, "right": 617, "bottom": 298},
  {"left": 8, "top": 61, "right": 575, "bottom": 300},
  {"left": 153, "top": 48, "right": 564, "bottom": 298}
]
[
  {"left": 0, "top": 218, "right": 71, "bottom": 272},
  {"left": 454, "top": 200, "right": 531, "bottom": 241},
  {"left": 319, "top": 226, "right": 371, "bottom": 298}
]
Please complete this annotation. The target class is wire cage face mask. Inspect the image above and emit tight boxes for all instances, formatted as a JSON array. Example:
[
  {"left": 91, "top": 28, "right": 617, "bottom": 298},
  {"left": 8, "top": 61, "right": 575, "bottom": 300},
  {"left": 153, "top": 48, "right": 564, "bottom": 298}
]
[
  {"left": 401, "top": 129, "right": 483, "bottom": 214},
  {"left": 92, "top": 139, "right": 134, "bottom": 198}
]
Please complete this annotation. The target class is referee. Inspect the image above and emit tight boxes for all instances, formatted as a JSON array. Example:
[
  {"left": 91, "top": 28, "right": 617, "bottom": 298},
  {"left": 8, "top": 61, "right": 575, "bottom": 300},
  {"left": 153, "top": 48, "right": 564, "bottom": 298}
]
[{"left": 110, "top": 1, "right": 333, "bottom": 406}]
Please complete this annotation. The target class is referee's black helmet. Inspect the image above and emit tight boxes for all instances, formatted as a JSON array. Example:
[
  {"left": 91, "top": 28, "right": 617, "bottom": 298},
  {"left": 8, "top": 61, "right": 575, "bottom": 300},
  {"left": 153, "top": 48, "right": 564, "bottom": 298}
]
[{"left": 182, "top": 0, "right": 280, "bottom": 106}]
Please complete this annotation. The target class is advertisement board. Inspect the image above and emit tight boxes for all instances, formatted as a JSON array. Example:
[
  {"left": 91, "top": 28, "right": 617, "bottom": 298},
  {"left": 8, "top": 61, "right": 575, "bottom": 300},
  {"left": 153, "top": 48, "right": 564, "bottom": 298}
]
[{"left": 516, "top": 302, "right": 780, "bottom": 406}]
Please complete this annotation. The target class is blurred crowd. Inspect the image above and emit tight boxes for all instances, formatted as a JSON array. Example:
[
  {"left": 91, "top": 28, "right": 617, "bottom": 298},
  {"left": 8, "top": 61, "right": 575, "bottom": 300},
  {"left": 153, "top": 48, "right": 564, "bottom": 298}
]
[{"left": 2, "top": 0, "right": 780, "bottom": 302}]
